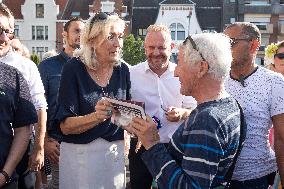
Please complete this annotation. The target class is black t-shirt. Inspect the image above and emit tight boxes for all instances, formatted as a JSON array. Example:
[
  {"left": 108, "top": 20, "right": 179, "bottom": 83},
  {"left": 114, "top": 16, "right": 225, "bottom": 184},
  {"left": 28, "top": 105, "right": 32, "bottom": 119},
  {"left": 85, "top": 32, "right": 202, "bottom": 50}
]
[
  {"left": 0, "top": 63, "right": 37, "bottom": 172},
  {"left": 55, "top": 58, "right": 131, "bottom": 144}
]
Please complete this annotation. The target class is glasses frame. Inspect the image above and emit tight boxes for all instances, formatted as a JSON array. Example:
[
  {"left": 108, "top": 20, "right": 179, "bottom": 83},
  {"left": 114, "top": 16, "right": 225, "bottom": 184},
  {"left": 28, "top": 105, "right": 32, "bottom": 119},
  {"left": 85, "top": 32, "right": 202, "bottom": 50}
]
[
  {"left": 0, "top": 26, "right": 14, "bottom": 40},
  {"left": 230, "top": 37, "right": 252, "bottom": 48},
  {"left": 183, "top": 35, "right": 206, "bottom": 62}
]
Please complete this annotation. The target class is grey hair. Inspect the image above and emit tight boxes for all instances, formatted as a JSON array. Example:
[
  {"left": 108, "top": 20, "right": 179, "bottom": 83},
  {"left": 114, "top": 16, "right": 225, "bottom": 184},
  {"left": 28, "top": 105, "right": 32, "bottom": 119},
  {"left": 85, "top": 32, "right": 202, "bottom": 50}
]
[
  {"left": 226, "top": 22, "right": 261, "bottom": 41},
  {"left": 74, "top": 14, "right": 125, "bottom": 69},
  {"left": 180, "top": 33, "right": 232, "bottom": 82}
]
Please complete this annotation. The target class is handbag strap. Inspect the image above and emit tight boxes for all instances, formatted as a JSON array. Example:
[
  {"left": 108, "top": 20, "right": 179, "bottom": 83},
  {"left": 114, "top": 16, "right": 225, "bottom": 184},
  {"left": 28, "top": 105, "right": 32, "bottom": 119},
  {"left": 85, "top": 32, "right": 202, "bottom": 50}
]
[{"left": 224, "top": 100, "right": 247, "bottom": 188}]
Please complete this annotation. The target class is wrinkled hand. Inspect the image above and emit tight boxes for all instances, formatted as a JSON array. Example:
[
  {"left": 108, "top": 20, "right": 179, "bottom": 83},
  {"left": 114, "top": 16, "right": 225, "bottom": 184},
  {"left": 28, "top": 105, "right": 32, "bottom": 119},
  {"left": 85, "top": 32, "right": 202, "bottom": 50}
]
[
  {"left": 129, "top": 116, "right": 160, "bottom": 150},
  {"left": 44, "top": 138, "right": 60, "bottom": 164},
  {"left": 94, "top": 98, "right": 113, "bottom": 123},
  {"left": 165, "top": 107, "right": 186, "bottom": 122},
  {"left": 29, "top": 148, "right": 44, "bottom": 172}
]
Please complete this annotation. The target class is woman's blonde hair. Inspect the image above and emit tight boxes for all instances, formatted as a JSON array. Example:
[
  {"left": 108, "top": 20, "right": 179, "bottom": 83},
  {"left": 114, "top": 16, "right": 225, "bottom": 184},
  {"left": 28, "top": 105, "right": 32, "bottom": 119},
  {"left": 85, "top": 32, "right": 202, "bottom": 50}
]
[{"left": 74, "top": 13, "right": 125, "bottom": 70}]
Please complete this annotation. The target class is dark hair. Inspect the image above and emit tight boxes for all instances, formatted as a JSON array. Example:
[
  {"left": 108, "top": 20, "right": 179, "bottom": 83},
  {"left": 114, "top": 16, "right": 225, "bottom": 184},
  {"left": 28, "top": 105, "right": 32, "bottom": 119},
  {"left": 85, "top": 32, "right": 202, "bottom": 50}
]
[
  {"left": 0, "top": 3, "right": 13, "bottom": 19},
  {"left": 226, "top": 22, "right": 261, "bottom": 41},
  {"left": 63, "top": 17, "right": 84, "bottom": 32}
]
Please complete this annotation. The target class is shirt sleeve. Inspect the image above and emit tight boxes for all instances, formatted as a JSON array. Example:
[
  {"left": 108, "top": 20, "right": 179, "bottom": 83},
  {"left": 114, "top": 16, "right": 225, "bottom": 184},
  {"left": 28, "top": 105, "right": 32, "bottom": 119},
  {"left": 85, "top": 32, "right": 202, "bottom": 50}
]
[
  {"left": 28, "top": 60, "right": 47, "bottom": 110},
  {"left": 38, "top": 61, "right": 49, "bottom": 98},
  {"left": 54, "top": 63, "right": 79, "bottom": 123},
  {"left": 270, "top": 75, "right": 284, "bottom": 117},
  {"left": 141, "top": 116, "right": 226, "bottom": 189},
  {"left": 13, "top": 72, "right": 38, "bottom": 128}
]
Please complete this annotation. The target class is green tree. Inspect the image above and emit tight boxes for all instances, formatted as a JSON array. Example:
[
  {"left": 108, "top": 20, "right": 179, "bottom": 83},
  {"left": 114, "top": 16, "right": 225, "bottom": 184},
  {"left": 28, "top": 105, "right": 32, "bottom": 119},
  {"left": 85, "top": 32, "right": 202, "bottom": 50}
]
[
  {"left": 123, "top": 34, "right": 146, "bottom": 66},
  {"left": 30, "top": 54, "right": 40, "bottom": 66}
]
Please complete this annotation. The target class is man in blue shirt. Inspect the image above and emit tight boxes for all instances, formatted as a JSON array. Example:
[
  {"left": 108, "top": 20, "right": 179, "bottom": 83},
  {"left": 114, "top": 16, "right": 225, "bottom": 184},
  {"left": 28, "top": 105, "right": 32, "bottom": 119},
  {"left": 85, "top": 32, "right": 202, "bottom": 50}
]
[
  {"left": 129, "top": 33, "right": 245, "bottom": 188},
  {"left": 38, "top": 17, "right": 84, "bottom": 189}
]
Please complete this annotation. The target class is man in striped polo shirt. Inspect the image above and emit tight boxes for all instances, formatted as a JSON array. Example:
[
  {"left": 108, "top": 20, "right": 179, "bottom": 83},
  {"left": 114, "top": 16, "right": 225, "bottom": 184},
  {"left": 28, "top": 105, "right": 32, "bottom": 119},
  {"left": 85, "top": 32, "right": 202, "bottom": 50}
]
[{"left": 129, "top": 33, "right": 244, "bottom": 188}]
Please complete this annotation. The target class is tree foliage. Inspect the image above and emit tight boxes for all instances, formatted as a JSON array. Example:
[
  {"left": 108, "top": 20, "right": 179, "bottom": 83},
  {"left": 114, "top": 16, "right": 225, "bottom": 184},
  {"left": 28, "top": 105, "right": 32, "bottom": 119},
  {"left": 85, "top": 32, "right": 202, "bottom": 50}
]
[
  {"left": 30, "top": 54, "right": 40, "bottom": 66},
  {"left": 122, "top": 34, "right": 146, "bottom": 66}
]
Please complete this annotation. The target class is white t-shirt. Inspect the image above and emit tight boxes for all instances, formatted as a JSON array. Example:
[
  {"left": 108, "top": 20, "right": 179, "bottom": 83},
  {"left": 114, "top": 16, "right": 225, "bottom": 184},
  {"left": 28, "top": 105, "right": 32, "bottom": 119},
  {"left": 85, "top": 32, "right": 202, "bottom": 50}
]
[
  {"left": 130, "top": 61, "right": 196, "bottom": 143},
  {"left": 225, "top": 66, "right": 284, "bottom": 180},
  {"left": 0, "top": 50, "right": 47, "bottom": 110}
]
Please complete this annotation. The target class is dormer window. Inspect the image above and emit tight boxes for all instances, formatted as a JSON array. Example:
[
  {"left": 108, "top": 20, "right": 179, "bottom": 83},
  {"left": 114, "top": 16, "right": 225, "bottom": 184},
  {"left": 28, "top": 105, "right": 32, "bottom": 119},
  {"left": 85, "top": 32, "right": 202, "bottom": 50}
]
[
  {"left": 101, "top": 1, "right": 115, "bottom": 13},
  {"left": 36, "top": 4, "right": 44, "bottom": 18}
]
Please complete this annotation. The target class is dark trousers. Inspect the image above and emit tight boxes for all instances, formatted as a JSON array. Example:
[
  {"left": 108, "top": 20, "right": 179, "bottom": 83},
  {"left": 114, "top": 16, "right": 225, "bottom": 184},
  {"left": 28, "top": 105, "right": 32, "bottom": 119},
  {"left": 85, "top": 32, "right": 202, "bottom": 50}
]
[
  {"left": 129, "top": 138, "right": 152, "bottom": 189},
  {"left": 229, "top": 172, "right": 276, "bottom": 189}
]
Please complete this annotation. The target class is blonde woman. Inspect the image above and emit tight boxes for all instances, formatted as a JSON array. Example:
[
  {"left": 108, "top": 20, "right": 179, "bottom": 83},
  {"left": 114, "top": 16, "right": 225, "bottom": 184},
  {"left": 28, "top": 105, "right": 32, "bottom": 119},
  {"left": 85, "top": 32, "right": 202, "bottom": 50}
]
[{"left": 54, "top": 12, "right": 130, "bottom": 188}]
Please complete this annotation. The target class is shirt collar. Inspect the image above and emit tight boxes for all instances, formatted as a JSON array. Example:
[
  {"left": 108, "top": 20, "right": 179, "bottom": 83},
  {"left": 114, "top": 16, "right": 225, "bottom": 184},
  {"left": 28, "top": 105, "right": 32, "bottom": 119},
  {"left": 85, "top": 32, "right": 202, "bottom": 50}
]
[
  {"left": 60, "top": 49, "right": 72, "bottom": 61},
  {"left": 144, "top": 60, "right": 176, "bottom": 75}
]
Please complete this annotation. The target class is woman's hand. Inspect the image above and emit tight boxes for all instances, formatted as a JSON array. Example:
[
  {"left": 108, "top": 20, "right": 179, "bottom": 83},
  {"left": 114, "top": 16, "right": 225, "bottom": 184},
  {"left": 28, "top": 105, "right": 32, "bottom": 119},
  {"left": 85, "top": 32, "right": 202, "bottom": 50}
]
[
  {"left": 129, "top": 116, "right": 160, "bottom": 150},
  {"left": 94, "top": 98, "right": 114, "bottom": 123}
]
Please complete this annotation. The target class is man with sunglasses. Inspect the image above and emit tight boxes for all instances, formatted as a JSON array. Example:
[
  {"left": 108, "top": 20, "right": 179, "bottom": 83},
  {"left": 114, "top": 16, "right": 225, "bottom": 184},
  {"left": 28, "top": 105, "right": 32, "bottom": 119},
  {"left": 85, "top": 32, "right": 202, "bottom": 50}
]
[
  {"left": 224, "top": 22, "right": 284, "bottom": 188},
  {"left": 129, "top": 24, "right": 196, "bottom": 189},
  {"left": 38, "top": 17, "right": 84, "bottom": 189},
  {"left": 0, "top": 3, "right": 48, "bottom": 189}
]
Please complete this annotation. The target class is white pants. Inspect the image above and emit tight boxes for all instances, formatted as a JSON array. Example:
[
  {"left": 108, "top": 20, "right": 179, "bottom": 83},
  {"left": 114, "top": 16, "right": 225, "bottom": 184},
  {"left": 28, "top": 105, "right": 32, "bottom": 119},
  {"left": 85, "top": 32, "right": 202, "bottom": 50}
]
[{"left": 59, "top": 139, "right": 125, "bottom": 189}]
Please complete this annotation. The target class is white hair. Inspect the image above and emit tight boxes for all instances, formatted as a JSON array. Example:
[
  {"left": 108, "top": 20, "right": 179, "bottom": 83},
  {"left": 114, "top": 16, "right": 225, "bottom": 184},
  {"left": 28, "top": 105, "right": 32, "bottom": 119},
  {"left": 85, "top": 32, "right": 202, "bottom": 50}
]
[
  {"left": 145, "top": 24, "right": 172, "bottom": 45},
  {"left": 180, "top": 33, "right": 232, "bottom": 82},
  {"left": 74, "top": 14, "right": 125, "bottom": 70}
]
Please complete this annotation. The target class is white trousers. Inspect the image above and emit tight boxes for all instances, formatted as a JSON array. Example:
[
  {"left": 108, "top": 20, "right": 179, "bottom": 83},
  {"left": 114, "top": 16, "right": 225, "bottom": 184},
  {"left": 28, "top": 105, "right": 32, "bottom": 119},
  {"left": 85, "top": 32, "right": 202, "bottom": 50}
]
[{"left": 59, "top": 138, "right": 125, "bottom": 189}]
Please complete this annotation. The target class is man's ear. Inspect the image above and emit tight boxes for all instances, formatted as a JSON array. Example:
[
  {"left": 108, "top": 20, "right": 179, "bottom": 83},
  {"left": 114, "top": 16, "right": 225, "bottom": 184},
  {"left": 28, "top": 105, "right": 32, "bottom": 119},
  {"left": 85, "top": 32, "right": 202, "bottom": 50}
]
[
  {"left": 62, "top": 31, "right": 67, "bottom": 38},
  {"left": 250, "top": 39, "right": 260, "bottom": 52},
  {"left": 197, "top": 61, "right": 209, "bottom": 78}
]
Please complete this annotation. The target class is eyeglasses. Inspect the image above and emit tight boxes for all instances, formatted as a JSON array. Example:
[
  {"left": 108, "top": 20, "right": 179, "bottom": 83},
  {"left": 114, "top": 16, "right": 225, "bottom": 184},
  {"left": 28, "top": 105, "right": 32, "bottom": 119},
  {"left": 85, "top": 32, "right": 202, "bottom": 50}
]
[
  {"left": 274, "top": 53, "right": 284, "bottom": 60},
  {"left": 230, "top": 37, "right": 251, "bottom": 48},
  {"left": 183, "top": 35, "right": 206, "bottom": 61},
  {"left": 0, "top": 26, "right": 14, "bottom": 40}
]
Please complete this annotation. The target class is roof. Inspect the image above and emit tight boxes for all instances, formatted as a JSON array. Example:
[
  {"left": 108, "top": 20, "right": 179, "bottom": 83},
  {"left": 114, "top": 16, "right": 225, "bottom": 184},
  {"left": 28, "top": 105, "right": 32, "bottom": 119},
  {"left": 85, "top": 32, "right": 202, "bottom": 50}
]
[
  {"left": 133, "top": 0, "right": 163, "bottom": 7},
  {"left": 3, "top": 0, "right": 25, "bottom": 19},
  {"left": 160, "top": 0, "right": 194, "bottom": 5},
  {"left": 60, "top": 0, "right": 93, "bottom": 20}
]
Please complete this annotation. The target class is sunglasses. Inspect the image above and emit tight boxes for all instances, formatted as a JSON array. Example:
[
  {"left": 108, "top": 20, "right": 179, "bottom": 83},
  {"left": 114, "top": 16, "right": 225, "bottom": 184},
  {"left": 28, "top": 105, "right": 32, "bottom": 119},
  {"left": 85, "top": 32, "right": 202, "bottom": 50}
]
[
  {"left": 0, "top": 26, "right": 14, "bottom": 40},
  {"left": 89, "top": 12, "right": 118, "bottom": 33},
  {"left": 274, "top": 53, "right": 284, "bottom": 60},
  {"left": 183, "top": 35, "right": 206, "bottom": 61},
  {"left": 230, "top": 37, "right": 252, "bottom": 48}
]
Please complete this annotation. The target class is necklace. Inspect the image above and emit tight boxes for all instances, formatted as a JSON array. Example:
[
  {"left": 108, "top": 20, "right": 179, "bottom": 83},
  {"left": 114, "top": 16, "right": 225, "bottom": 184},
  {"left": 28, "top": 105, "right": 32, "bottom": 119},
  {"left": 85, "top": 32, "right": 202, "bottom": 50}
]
[{"left": 88, "top": 67, "right": 113, "bottom": 97}]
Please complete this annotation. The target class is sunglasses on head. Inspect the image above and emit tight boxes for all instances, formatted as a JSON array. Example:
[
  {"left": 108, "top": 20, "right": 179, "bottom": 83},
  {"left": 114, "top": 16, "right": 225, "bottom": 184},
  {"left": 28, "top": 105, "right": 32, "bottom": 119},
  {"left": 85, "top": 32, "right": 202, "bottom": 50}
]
[
  {"left": 183, "top": 35, "right": 206, "bottom": 61},
  {"left": 274, "top": 53, "right": 284, "bottom": 60},
  {"left": 0, "top": 26, "right": 14, "bottom": 40},
  {"left": 89, "top": 12, "right": 118, "bottom": 32}
]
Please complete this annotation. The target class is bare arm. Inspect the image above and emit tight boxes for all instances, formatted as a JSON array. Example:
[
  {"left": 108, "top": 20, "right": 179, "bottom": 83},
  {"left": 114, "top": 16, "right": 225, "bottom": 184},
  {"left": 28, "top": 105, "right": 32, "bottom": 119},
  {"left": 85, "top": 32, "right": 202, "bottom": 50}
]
[
  {"left": 29, "top": 109, "right": 47, "bottom": 171},
  {"left": 0, "top": 126, "right": 30, "bottom": 187},
  {"left": 272, "top": 113, "right": 284, "bottom": 184},
  {"left": 60, "top": 99, "right": 113, "bottom": 135}
]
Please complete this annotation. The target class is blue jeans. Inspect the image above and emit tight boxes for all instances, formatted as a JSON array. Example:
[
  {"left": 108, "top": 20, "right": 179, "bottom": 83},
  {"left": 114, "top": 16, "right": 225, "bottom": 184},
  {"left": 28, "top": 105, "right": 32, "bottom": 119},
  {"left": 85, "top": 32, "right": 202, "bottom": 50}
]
[{"left": 230, "top": 172, "right": 276, "bottom": 189}]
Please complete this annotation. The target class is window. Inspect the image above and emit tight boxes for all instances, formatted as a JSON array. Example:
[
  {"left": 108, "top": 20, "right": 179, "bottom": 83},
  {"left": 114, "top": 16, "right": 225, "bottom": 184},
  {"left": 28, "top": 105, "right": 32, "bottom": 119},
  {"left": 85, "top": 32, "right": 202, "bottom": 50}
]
[
  {"left": 101, "top": 2, "right": 115, "bottom": 13},
  {"left": 36, "top": 26, "right": 44, "bottom": 40},
  {"left": 138, "top": 29, "right": 147, "bottom": 37},
  {"left": 32, "top": 25, "right": 48, "bottom": 40},
  {"left": 45, "top": 26, "right": 48, "bottom": 40},
  {"left": 230, "top": 17, "right": 236, "bottom": 23},
  {"left": 14, "top": 25, "right": 19, "bottom": 37},
  {"left": 32, "top": 26, "right": 35, "bottom": 40},
  {"left": 36, "top": 4, "right": 44, "bottom": 18},
  {"left": 170, "top": 23, "right": 185, "bottom": 40},
  {"left": 71, "top": 12, "right": 80, "bottom": 17},
  {"left": 36, "top": 47, "right": 45, "bottom": 59},
  {"left": 230, "top": 0, "right": 236, "bottom": 2}
]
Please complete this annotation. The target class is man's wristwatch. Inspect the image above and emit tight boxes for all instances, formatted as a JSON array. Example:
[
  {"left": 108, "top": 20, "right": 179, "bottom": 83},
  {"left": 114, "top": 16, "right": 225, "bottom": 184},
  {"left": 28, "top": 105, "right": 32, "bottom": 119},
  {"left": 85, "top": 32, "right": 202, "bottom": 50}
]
[{"left": 0, "top": 170, "right": 11, "bottom": 184}]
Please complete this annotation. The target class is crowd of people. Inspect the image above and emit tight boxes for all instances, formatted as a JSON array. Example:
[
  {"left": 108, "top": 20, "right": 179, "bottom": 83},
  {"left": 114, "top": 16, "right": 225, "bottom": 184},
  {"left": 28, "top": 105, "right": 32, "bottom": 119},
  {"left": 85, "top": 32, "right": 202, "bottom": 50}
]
[{"left": 0, "top": 2, "right": 284, "bottom": 189}]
